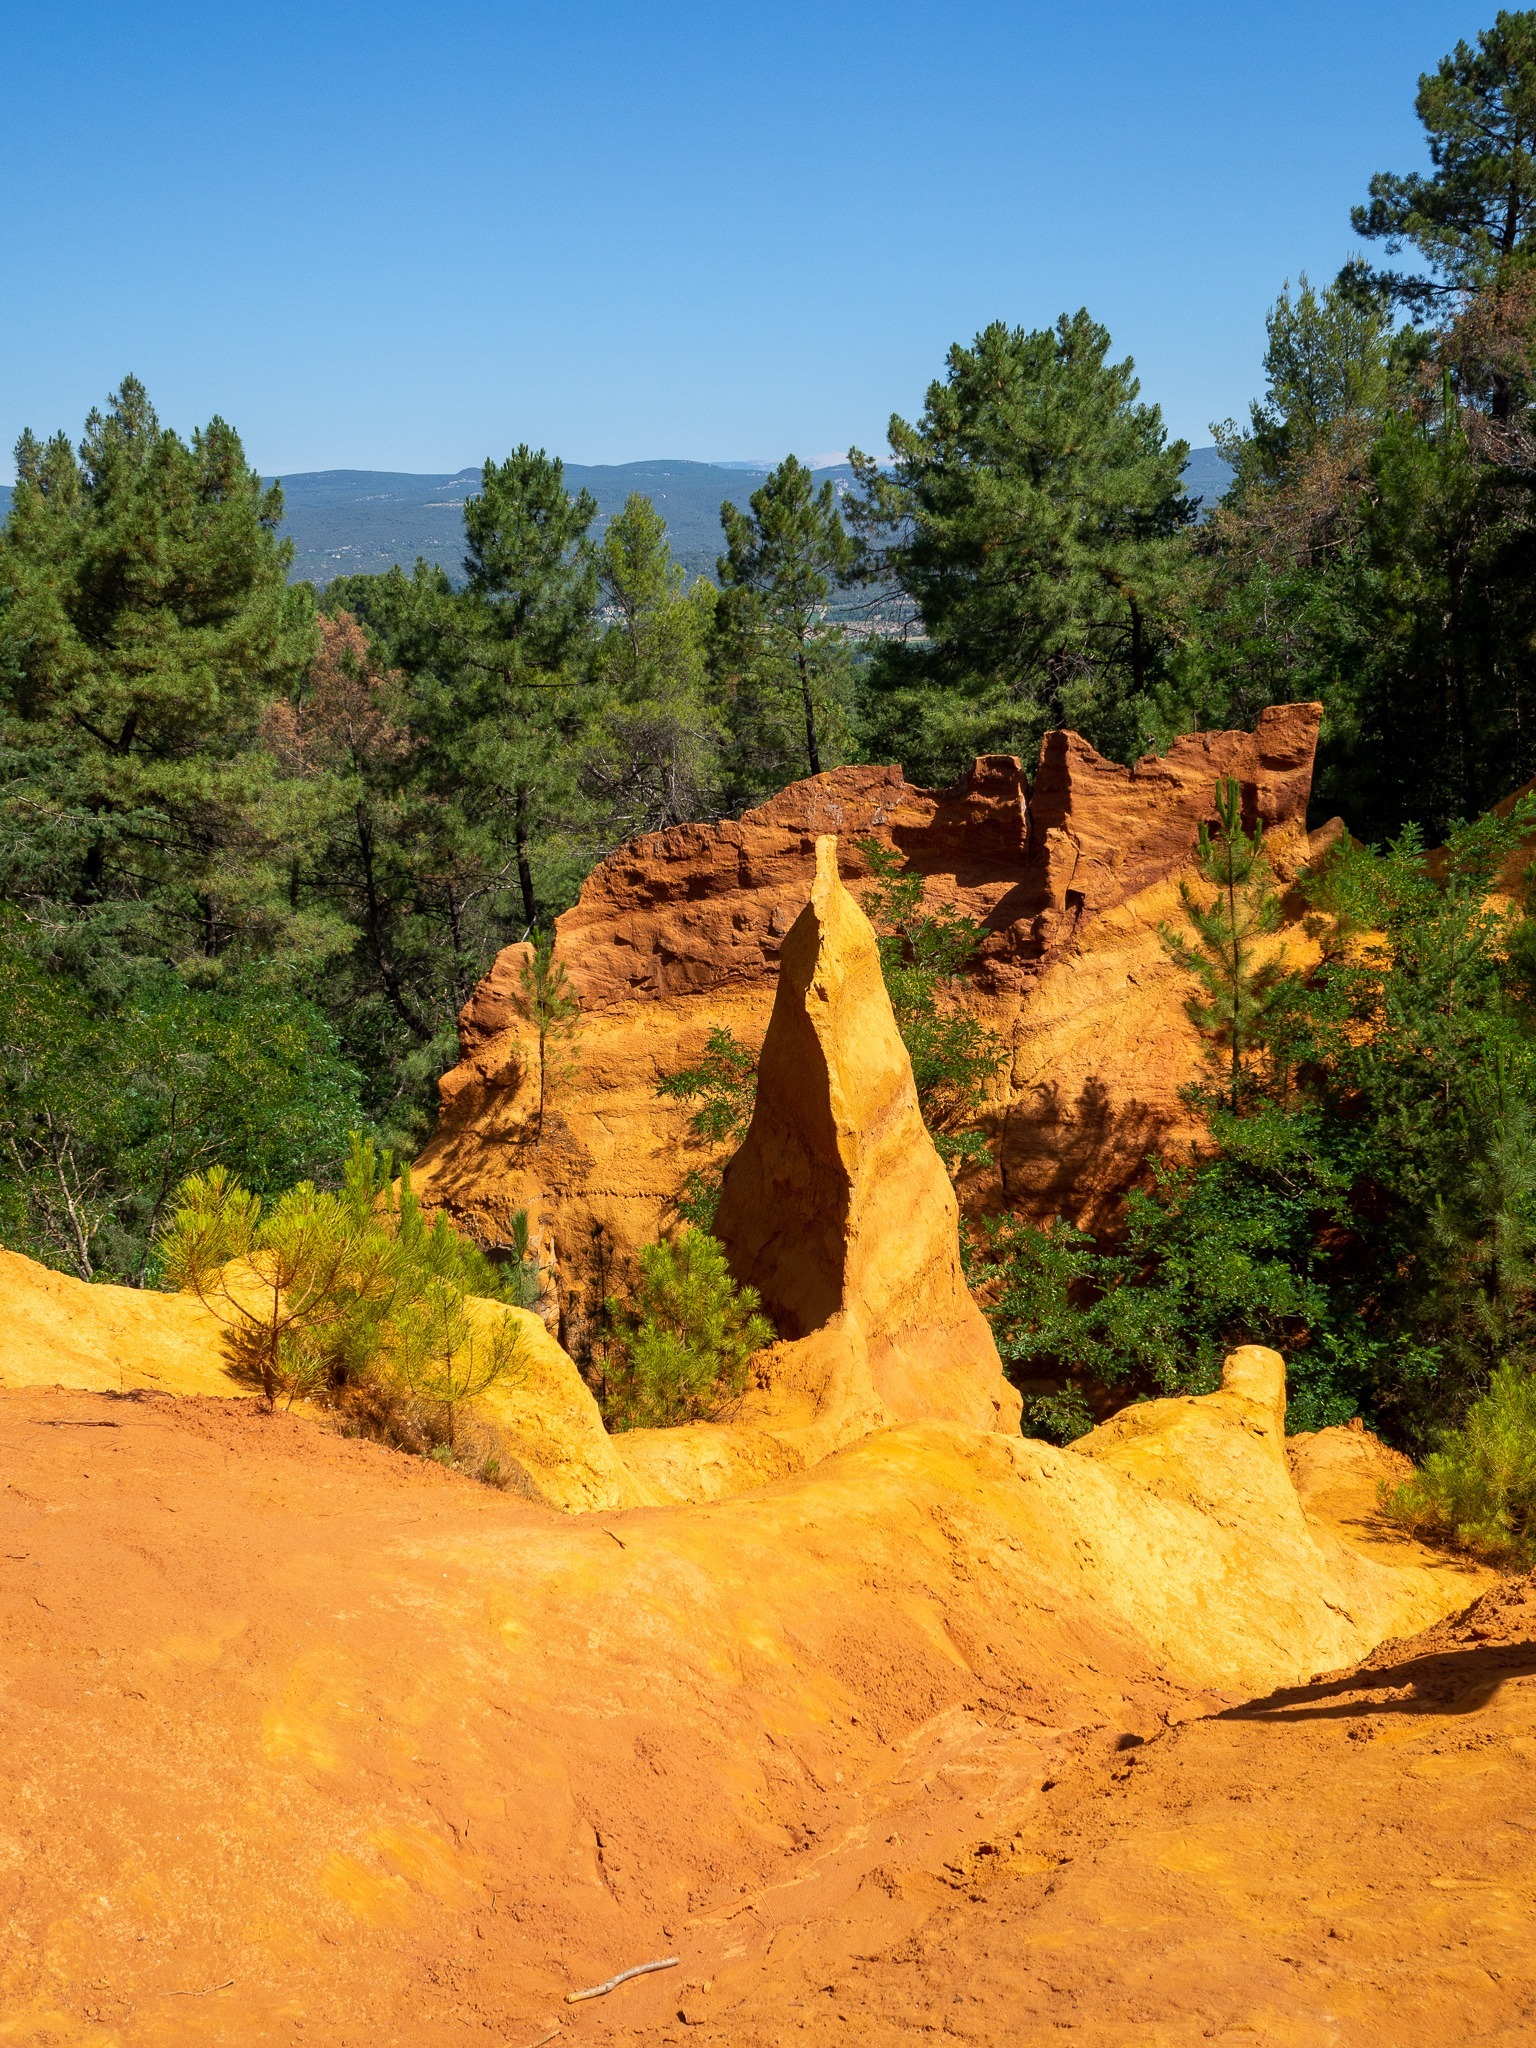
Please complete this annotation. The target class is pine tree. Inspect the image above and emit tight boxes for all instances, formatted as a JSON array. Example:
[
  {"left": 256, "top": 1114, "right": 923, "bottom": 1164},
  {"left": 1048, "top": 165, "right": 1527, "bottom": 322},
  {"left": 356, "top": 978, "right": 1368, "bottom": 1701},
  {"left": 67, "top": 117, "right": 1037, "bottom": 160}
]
[
  {"left": 458, "top": 448, "right": 598, "bottom": 926},
  {"left": 602, "top": 1229, "right": 773, "bottom": 1429},
  {"left": 1159, "top": 778, "right": 1284, "bottom": 1110},
  {"left": 848, "top": 314, "right": 1193, "bottom": 781},
  {"left": 1352, "top": 9, "right": 1536, "bottom": 326},
  {"left": 516, "top": 931, "right": 580, "bottom": 1142},
  {"left": 0, "top": 378, "right": 316, "bottom": 979},
  {"left": 716, "top": 456, "right": 858, "bottom": 790},
  {"left": 583, "top": 493, "right": 722, "bottom": 834}
]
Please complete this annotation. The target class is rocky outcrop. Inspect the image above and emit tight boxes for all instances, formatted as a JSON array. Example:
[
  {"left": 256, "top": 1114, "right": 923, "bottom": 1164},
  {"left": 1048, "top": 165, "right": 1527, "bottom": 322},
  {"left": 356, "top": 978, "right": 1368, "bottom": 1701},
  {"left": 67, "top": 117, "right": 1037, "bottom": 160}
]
[
  {"left": 416, "top": 706, "right": 1325, "bottom": 1341},
  {"left": 712, "top": 836, "right": 1020, "bottom": 1444},
  {"left": 0, "top": 1244, "right": 233, "bottom": 1397},
  {"left": 0, "top": 1244, "right": 641, "bottom": 1514}
]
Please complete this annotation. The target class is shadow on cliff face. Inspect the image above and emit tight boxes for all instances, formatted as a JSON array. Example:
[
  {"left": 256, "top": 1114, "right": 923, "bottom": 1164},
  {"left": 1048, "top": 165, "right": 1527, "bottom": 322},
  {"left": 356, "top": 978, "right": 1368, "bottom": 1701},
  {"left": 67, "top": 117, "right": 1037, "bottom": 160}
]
[{"left": 998, "top": 1074, "right": 1175, "bottom": 1229}]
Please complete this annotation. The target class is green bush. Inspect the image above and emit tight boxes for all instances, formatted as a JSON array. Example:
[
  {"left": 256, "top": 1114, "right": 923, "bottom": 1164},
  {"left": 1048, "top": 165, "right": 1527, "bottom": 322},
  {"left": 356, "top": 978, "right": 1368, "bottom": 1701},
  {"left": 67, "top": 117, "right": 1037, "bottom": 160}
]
[
  {"left": 0, "top": 933, "right": 368, "bottom": 1285},
  {"left": 1383, "top": 1361, "right": 1536, "bottom": 1568},
  {"left": 156, "top": 1136, "right": 525, "bottom": 1466},
  {"left": 975, "top": 797, "right": 1536, "bottom": 1451},
  {"left": 600, "top": 1229, "right": 773, "bottom": 1430}
]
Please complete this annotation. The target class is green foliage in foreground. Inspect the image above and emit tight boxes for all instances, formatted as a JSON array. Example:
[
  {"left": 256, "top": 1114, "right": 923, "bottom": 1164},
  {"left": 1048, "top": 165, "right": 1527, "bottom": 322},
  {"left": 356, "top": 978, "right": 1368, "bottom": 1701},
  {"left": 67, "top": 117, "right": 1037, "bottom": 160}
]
[
  {"left": 158, "top": 1137, "right": 524, "bottom": 1462},
  {"left": 977, "top": 797, "right": 1536, "bottom": 1450},
  {"left": 598, "top": 1229, "right": 773, "bottom": 1430},
  {"left": 1383, "top": 1360, "right": 1536, "bottom": 1567}
]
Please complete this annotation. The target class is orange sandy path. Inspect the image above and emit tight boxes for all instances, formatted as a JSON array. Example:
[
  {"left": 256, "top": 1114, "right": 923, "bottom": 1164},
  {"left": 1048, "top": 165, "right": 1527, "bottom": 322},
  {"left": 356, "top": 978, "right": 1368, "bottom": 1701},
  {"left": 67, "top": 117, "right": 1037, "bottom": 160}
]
[
  {"left": 680, "top": 1581, "right": 1536, "bottom": 2047},
  {"left": 2, "top": 1386, "right": 1530, "bottom": 2047}
]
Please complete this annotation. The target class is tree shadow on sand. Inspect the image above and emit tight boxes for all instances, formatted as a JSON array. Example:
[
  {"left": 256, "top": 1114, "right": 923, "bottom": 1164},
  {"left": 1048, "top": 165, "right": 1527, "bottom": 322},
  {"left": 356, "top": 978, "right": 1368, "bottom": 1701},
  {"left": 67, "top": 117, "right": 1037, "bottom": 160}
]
[{"left": 1221, "top": 1638, "right": 1536, "bottom": 1723}]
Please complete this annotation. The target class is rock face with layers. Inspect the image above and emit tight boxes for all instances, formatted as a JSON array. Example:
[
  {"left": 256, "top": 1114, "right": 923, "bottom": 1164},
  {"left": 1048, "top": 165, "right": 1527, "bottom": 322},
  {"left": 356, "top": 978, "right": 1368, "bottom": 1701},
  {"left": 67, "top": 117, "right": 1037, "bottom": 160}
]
[
  {"left": 415, "top": 705, "right": 1326, "bottom": 1343},
  {"left": 711, "top": 836, "right": 1020, "bottom": 1444}
]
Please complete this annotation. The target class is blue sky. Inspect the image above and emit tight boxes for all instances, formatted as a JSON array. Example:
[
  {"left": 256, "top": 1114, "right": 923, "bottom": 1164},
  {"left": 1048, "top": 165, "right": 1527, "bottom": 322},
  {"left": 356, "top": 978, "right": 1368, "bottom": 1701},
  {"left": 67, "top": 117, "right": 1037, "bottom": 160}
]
[{"left": 0, "top": 1, "right": 1487, "bottom": 477}]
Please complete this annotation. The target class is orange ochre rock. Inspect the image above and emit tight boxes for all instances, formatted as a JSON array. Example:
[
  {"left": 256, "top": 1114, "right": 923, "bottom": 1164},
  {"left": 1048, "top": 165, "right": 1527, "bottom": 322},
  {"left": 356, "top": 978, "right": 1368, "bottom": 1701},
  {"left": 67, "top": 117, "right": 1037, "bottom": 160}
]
[
  {"left": 0, "top": 1334, "right": 1495, "bottom": 2046},
  {"left": 711, "top": 835, "right": 1021, "bottom": 1444},
  {"left": 415, "top": 703, "right": 1328, "bottom": 1345}
]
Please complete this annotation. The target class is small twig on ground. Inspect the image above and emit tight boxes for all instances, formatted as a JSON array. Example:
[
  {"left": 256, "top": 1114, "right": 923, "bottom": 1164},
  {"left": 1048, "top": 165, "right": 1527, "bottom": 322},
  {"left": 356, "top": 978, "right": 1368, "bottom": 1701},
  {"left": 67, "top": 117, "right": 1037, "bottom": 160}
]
[
  {"left": 566, "top": 1956, "right": 679, "bottom": 2003},
  {"left": 166, "top": 1981, "right": 234, "bottom": 1997}
]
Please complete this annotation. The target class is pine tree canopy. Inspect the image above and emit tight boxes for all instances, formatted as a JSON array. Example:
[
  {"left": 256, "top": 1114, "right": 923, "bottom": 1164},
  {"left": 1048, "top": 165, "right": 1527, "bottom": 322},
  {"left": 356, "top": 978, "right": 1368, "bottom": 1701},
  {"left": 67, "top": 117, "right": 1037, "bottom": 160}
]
[
  {"left": 1353, "top": 8, "right": 1536, "bottom": 308},
  {"left": 848, "top": 312, "right": 1194, "bottom": 782}
]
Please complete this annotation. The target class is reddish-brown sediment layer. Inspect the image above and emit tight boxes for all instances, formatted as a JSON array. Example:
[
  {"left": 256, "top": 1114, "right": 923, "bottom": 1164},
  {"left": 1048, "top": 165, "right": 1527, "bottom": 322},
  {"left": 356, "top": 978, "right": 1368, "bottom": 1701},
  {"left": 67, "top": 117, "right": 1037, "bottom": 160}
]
[{"left": 416, "top": 705, "right": 1326, "bottom": 1340}]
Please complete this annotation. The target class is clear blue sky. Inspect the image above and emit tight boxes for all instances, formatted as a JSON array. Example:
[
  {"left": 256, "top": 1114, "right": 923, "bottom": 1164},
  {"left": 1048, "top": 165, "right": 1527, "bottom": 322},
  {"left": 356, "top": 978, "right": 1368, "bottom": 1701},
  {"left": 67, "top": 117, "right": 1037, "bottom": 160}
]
[{"left": 0, "top": 1, "right": 1489, "bottom": 478}]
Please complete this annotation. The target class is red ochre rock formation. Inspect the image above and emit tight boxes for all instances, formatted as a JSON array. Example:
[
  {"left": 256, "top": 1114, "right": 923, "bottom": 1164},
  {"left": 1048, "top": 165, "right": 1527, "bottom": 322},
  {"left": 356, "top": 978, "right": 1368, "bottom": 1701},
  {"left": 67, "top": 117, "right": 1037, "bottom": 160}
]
[
  {"left": 0, "top": 901, "right": 1501, "bottom": 2046},
  {"left": 415, "top": 703, "right": 1327, "bottom": 1341},
  {"left": 711, "top": 836, "right": 1020, "bottom": 1446}
]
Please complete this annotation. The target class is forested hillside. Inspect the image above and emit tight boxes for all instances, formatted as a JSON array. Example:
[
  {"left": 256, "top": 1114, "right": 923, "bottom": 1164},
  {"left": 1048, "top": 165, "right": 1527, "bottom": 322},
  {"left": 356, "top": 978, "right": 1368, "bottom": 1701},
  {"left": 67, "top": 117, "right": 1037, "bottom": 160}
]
[
  {"left": 0, "top": 453, "right": 1237, "bottom": 589},
  {"left": 9, "top": 10, "right": 1536, "bottom": 1485}
]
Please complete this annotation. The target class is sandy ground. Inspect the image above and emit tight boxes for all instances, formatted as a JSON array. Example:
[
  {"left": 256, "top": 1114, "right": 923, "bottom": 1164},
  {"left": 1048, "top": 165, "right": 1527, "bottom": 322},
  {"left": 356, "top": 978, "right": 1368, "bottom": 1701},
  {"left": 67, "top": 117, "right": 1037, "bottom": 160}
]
[
  {"left": 0, "top": 1386, "right": 1527, "bottom": 2047},
  {"left": 676, "top": 1578, "right": 1536, "bottom": 2048}
]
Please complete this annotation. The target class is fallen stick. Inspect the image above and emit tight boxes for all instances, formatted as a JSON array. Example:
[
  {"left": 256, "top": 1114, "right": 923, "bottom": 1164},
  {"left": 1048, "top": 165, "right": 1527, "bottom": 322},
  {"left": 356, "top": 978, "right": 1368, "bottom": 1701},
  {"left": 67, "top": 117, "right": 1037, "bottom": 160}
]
[{"left": 565, "top": 1956, "right": 679, "bottom": 2003}]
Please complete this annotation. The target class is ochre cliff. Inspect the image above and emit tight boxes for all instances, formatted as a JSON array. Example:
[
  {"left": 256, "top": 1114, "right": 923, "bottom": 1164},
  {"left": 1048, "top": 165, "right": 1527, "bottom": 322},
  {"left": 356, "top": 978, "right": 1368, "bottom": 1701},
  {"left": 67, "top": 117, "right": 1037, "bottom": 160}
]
[
  {"left": 612, "top": 838, "right": 1021, "bottom": 1501},
  {"left": 415, "top": 704, "right": 1328, "bottom": 1346},
  {"left": 712, "top": 835, "right": 1019, "bottom": 1440},
  {"left": 0, "top": 910, "right": 1503, "bottom": 2048}
]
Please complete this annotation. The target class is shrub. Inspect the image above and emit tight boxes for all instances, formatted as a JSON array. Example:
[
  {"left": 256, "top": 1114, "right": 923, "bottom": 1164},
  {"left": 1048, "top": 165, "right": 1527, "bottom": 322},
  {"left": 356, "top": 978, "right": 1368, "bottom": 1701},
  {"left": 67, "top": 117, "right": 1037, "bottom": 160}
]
[
  {"left": 600, "top": 1229, "right": 773, "bottom": 1429},
  {"left": 499, "top": 1206, "right": 548, "bottom": 1310},
  {"left": 157, "top": 1165, "right": 389, "bottom": 1408},
  {"left": 1382, "top": 1361, "right": 1536, "bottom": 1568},
  {"left": 156, "top": 1136, "right": 527, "bottom": 1462}
]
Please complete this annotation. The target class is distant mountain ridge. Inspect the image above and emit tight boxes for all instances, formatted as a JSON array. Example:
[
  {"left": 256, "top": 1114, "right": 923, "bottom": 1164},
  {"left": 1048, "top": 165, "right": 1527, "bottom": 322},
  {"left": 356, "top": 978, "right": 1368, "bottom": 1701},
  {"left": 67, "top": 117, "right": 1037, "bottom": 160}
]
[
  {"left": 265, "top": 458, "right": 862, "bottom": 588},
  {"left": 0, "top": 448, "right": 1235, "bottom": 588}
]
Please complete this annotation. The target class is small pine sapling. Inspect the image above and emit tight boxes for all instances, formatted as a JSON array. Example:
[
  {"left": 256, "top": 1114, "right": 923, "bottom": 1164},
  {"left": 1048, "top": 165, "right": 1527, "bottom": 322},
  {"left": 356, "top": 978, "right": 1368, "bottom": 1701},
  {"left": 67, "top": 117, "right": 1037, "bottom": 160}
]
[
  {"left": 388, "top": 1280, "right": 527, "bottom": 1450},
  {"left": 157, "top": 1134, "right": 522, "bottom": 1443},
  {"left": 158, "top": 1165, "right": 385, "bottom": 1410},
  {"left": 502, "top": 1206, "right": 547, "bottom": 1310},
  {"left": 603, "top": 1229, "right": 773, "bottom": 1429},
  {"left": 1159, "top": 777, "right": 1285, "bottom": 1111},
  {"left": 517, "top": 931, "right": 581, "bottom": 1143},
  {"left": 1383, "top": 1361, "right": 1536, "bottom": 1568}
]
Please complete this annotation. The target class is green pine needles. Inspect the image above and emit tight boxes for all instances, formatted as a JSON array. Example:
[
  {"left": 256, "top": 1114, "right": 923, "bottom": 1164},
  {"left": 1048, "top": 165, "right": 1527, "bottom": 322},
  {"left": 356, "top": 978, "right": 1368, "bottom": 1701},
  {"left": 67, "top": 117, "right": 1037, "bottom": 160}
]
[
  {"left": 599, "top": 1229, "right": 773, "bottom": 1430},
  {"left": 157, "top": 1135, "right": 525, "bottom": 1450},
  {"left": 655, "top": 1025, "right": 760, "bottom": 1229},
  {"left": 516, "top": 932, "right": 581, "bottom": 1143},
  {"left": 1159, "top": 778, "right": 1285, "bottom": 1110},
  {"left": 1384, "top": 1361, "right": 1536, "bottom": 1567}
]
